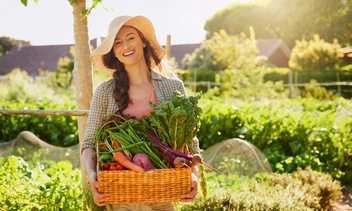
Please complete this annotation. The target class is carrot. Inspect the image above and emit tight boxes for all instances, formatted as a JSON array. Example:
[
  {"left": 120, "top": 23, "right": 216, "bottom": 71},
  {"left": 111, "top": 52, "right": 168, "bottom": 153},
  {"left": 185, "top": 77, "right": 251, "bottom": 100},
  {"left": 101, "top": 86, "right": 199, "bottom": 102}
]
[
  {"left": 114, "top": 140, "right": 123, "bottom": 149},
  {"left": 113, "top": 140, "right": 145, "bottom": 173}
]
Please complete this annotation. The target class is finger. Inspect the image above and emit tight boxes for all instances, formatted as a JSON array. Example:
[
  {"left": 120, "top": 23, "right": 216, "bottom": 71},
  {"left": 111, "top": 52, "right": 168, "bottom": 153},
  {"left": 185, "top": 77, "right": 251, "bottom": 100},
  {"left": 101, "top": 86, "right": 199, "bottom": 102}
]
[
  {"left": 95, "top": 193, "right": 110, "bottom": 206},
  {"left": 95, "top": 200, "right": 107, "bottom": 207},
  {"left": 181, "top": 184, "right": 198, "bottom": 201},
  {"left": 98, "top": 193, "right": 110, "bottom": 202},
  {"left": 180, "top": 190, "right": 197, "bottom": 202}
]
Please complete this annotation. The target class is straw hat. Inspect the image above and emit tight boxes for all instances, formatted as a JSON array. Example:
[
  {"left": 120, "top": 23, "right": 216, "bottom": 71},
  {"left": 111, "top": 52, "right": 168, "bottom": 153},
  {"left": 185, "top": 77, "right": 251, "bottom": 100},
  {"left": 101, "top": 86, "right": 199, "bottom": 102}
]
[{"left": 90, "top": 15, "right": 166, "bottom": 75}]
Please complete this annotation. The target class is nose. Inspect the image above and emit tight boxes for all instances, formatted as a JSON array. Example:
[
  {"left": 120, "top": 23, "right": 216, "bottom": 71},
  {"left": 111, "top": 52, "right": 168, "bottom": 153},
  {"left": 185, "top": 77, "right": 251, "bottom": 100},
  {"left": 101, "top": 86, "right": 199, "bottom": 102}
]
[{"left": 123, "top": 41, "right": 129, "bottom": 49}]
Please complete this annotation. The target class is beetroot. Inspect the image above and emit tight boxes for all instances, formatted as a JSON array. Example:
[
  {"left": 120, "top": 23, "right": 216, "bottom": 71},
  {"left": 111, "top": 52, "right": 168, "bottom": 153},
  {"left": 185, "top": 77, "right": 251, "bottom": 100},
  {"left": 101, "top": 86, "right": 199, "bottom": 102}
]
[{"left": 132, "top": 153, "right": 156, "bottom": 170}]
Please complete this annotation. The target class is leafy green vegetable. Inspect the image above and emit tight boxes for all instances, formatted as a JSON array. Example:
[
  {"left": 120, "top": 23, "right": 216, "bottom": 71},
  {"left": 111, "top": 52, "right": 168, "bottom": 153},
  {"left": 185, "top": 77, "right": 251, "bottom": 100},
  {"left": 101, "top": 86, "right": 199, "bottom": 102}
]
[
  {"left": 99, "top": 153, "right": 114, "bottom": 164},
  {"left": 147, "top": 91, "right": 203, "bottom": 153}
]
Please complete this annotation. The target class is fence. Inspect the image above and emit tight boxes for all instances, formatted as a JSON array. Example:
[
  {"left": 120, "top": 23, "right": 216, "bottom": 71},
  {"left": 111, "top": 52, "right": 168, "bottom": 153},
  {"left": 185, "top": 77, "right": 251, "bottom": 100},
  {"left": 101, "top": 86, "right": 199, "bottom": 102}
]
[
  {"left": 184, "top": 71, "right": 352, "bottom": 98},
  {"left": 0, "top": 109, "right": 88, "bottom": 116}
]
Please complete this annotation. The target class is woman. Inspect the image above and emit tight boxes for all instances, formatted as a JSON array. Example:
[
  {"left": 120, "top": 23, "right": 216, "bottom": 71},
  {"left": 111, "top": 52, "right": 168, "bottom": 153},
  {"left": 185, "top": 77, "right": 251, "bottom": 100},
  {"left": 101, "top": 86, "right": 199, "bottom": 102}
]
[{"left": 81, "top": 15, "right": 199, "bottom": 210}]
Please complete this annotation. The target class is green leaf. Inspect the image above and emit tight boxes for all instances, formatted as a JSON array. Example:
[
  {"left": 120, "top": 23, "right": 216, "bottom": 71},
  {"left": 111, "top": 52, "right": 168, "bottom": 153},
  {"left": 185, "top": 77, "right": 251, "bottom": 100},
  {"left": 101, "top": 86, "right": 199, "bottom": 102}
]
[
  {"left": 169, "top": 108, "right": 188, "bottom": 149},
  {"left": 20, "top": 0, "right": 28, "bottom": 6}
]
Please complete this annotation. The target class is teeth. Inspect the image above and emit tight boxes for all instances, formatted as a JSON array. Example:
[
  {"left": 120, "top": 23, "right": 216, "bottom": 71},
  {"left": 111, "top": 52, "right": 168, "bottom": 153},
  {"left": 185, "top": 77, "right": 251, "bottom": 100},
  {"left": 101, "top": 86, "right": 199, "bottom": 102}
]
[{"left": 123, "top": 51, "right": 134, "bottom": 56}]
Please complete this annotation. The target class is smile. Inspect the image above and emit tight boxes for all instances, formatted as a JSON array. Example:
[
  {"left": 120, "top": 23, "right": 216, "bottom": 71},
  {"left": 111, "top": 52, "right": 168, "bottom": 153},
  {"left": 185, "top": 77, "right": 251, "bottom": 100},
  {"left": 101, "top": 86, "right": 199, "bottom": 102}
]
[{"left": 123, "top": 51, "right": 135, "bottom": 56}]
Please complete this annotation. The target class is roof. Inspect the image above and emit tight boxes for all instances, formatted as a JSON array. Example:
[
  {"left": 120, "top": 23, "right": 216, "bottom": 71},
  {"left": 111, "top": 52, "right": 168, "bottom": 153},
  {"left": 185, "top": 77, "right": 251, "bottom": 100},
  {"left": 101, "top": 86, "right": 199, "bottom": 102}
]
[
  {"left": 339, "top": 46, "right": 352, "bottom": 58},
  {"left": 0, "top": 44, "right": 73, "bottom": 75},
  {"left": 166, "top": 39, "right": 291, "bottom": 68},
  {"left": 256, "top": 39, "right": 291, "bottom": 59},
  {"left": 162, "top": 43, "right": 201, "bottom": 67},
  {"left": 0, "top": 38, "right": 291, "bottom": 75},
  {"left": 339, "top": 46, "right": 352, "bottom": 54},
  {"left": 0, "top": 38, "right": 102, "bottom": 76}
]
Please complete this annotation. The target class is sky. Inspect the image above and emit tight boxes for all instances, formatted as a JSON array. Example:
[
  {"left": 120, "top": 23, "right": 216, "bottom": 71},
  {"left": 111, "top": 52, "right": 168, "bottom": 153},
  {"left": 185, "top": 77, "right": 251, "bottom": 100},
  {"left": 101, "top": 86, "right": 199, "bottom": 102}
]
[{"left": 0, "top": 0, "right": 251, "bottom": 46}]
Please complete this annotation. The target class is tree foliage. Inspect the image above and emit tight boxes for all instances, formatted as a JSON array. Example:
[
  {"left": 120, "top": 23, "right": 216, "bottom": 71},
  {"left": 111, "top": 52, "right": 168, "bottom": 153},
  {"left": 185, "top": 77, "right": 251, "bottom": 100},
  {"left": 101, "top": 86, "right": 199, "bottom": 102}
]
[
  {"left": 204, "top": 0, "right": 352, "bottom": 49},
  {"left": 289, "top": 34, "right": 344, "bottom": 71},
  {"left": 0, "top": 36, "right": 30, "bottom": 58},
  {"left": 54, "top": 46, "right": 74, "bottom": 88},
  {"left": 182, "top": 28, "right": 260, "bottom": 71}
]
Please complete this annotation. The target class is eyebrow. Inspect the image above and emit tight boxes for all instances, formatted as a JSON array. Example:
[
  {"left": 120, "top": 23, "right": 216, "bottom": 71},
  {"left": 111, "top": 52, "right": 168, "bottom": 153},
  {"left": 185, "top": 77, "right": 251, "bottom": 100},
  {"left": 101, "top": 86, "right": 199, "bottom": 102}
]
[{"left": 115, "top": 32, "right": 136, "bottom": 40}]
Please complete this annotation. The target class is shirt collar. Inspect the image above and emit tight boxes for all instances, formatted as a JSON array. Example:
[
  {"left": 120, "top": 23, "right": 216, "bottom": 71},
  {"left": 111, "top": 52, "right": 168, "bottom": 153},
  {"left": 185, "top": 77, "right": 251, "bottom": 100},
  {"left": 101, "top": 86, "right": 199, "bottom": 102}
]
[{"left": 151, "top": 69, "right": 162, "bottom": 80}]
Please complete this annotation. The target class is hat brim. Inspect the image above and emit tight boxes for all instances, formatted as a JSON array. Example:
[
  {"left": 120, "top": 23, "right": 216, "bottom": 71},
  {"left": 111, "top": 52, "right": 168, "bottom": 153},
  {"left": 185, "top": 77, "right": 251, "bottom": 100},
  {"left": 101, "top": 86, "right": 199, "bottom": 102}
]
[{"left": 90, "top": 16, "right": 165, "bottom": 75}]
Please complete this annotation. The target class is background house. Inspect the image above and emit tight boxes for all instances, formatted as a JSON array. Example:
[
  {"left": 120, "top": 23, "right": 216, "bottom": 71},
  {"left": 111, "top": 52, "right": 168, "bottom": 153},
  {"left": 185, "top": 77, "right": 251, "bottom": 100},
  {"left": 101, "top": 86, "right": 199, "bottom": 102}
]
[
  {"left": 0, "top": 38, "right": 291, "bottom": 76},
  {"left": 339, "top": 46, "right": 352, "bottom": 64},
  {"left": 0, "top": 44, "right": 73, "bottom": 76},
  {"left": 0, "top": 38, "right": 103, "bottom": 76},
  {"left": 165, "top": 39, "right": 291, "bottom": 69}
]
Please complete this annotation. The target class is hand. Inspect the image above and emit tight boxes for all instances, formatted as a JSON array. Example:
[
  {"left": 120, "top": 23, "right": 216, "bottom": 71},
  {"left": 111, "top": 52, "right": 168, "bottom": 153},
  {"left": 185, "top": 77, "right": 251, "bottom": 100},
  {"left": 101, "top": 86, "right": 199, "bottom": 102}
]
[
  {"left": 88, "top": 171, "right": 110, "bottom": 206},
  {"left": 180, "top": 170, "right": 198, "bottom": 202}
]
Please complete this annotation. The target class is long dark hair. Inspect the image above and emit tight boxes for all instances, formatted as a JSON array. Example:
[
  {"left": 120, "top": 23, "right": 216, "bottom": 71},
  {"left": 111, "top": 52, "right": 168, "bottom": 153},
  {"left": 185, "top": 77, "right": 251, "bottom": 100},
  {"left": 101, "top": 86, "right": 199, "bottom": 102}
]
[{"left": 102, "top": 27, "right": 162, "bottom": 113}]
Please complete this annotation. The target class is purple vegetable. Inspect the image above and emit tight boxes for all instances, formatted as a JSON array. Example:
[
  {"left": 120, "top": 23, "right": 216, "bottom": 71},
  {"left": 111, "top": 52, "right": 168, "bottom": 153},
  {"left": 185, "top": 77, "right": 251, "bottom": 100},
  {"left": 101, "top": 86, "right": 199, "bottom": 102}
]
[
  {"left": 148, "top": 131, "right": 193, "bottom": 166},
  {"left": 132, "top": 153, "right": 156, "bottom": 170}
]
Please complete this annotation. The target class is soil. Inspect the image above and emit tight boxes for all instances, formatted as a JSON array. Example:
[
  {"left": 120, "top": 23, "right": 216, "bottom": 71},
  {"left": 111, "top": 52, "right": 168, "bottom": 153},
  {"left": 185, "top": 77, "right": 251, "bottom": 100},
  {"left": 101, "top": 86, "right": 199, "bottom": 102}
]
[{"left": 333, "top": 185, "right": 352, "bottom": 211}]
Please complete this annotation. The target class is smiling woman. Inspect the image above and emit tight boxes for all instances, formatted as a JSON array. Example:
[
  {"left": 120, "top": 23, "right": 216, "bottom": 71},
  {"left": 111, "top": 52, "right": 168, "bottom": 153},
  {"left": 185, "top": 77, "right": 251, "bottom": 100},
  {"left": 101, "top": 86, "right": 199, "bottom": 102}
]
[{"left": 81, "top": 15, "right": 201, "bottom": 210}]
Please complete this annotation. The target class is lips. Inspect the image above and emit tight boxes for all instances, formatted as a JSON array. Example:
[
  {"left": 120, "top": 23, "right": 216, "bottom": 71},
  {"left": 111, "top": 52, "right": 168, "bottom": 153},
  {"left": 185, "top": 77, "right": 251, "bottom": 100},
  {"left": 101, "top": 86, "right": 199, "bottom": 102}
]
[{"left": 123, "top": 50, "right": 135, "bottom": 56}]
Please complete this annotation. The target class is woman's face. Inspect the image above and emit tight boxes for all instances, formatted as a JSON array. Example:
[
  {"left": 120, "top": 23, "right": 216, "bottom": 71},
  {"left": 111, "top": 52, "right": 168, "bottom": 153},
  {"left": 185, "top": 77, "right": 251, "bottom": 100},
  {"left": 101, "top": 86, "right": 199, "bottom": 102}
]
[{"left": 113, "top": 26, "right": 146, "bottom": 66}]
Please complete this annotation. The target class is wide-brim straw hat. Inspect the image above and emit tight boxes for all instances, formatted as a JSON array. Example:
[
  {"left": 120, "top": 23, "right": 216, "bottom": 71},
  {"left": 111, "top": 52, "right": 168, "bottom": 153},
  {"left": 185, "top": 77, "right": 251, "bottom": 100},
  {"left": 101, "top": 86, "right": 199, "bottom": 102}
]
[{"left": 90, "top": 15, "right": 166, "bottom": 75}]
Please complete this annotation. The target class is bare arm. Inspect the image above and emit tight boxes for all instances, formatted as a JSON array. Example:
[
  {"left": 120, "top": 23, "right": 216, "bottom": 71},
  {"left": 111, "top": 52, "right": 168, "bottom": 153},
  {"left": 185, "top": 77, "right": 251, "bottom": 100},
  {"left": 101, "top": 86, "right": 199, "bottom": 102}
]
[{"left": 83, "top": 148, "right": 109, "bottom": 206}]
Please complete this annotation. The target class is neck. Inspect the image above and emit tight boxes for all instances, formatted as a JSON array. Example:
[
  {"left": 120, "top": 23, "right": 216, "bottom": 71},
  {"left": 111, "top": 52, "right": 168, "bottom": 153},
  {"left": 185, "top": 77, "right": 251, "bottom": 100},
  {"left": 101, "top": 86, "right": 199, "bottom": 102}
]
[{"left": 125, "top": 63, "right": 151, "bottom": 86}]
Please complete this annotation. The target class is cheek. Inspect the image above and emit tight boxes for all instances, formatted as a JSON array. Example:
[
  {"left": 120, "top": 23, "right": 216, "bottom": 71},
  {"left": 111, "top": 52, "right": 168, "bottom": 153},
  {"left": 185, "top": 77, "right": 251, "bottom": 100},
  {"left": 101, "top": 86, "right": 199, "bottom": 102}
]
[{"left": 113, "top": 47, "right": 122, "bottom": 59}]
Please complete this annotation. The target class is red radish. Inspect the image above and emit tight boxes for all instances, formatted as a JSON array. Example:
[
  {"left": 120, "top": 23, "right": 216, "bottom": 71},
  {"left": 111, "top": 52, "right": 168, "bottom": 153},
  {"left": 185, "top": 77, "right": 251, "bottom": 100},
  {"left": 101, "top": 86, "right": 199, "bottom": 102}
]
[
  {"left": 110, "top": 163, "right": 118, "bottom": 170},
  {"left": 116, "top": 164, "right": 125, "bottom": 170},
  {"left": 132, "top": 153, "right": 156, "bottom": 170},
  {"left": 102, "top": 163, "right": 111, "bottom": 170}
]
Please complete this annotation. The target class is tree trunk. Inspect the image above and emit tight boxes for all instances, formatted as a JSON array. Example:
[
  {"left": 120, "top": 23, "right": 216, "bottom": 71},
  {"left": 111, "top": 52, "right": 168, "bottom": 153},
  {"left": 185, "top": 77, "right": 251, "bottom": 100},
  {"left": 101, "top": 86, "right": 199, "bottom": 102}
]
[{"left": 71, "top": 0, "right": 93, "bottom": 209}]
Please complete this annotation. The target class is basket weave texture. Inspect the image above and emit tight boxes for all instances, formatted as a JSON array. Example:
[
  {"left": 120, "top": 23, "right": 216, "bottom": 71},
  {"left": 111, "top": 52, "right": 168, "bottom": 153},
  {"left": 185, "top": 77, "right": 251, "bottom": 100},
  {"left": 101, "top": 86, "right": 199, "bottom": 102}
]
[{"left": 97, "top": 168, "right": 192, "bottom": 204}]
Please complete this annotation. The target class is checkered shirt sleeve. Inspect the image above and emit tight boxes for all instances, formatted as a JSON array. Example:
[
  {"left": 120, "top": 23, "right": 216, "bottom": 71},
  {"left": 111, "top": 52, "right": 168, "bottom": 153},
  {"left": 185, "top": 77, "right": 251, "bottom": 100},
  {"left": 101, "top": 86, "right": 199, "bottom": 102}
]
[{"left": 81, "top": 79, "right": 117, "bottom": 152}]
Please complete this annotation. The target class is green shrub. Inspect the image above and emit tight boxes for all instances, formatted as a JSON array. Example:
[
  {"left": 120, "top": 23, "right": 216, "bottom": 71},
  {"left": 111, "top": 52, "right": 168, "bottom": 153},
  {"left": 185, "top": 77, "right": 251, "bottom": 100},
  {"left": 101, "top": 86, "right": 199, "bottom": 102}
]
[
  {"left": 0, "top": 99, "right": 78, "bottom": 146},
  {"left": 289, "top": 34, "right": 344, "bottom": 71},
  {"left": 302, "top": 79, "right": 338, "bottom": 100},
  {"left": 292, "top": 167, "right": 342, "bottom": 208},
  {"left": 197, "top": 98, "right": 352, "bottom": 184},
  {"left": 180, "top": 167, "right": 343, "bottom": 211},
  {"left": 0, "top": 69, "right": 79, "bottom": 146},
  {"left": 0, "top": 156, "right": 83, "bottom": 210},
  {"left": 183, "top": 28, "right": 260, "bottom": 71},
  {"left": 214, "top": 68, "right": 288, "bottom": 100}
]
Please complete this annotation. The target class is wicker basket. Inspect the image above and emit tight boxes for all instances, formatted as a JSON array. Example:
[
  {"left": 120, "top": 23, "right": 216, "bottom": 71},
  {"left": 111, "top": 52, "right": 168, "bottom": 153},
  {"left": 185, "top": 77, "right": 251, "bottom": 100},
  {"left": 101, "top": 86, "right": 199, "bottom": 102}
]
[
  {"left": 97, "top": 168, "right": 192, "bottom": 204},
  {"left": 96, "top": 142, "right": 192, "bottom": 204}
]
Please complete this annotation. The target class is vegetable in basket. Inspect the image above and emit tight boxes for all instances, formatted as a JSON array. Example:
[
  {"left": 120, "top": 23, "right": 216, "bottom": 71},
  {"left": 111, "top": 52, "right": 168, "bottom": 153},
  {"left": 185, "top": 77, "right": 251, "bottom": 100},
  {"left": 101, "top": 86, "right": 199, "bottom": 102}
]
[
  {"left": 95, "top": 115, "right": 167, "bottom": 170},
  {"left": 147, "top": 91, "right": 203, "bottom": 154}
]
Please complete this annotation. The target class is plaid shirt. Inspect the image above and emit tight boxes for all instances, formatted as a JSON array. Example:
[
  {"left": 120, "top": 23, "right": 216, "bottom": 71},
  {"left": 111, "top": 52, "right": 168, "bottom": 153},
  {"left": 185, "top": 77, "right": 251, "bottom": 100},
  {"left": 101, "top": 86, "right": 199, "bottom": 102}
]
[{"left": 81, "top": 70, "right": 188, "bottom": 152}]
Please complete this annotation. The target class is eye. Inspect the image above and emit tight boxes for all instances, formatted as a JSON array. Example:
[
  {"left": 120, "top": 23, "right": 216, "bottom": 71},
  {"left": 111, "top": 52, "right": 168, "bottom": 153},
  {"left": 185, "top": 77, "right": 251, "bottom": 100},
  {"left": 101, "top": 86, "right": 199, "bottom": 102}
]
[
  {"left": 127, "top": 36, "right": 135, "bottom": 41},
  {"left": 115, "top": 41, "right": 121, "bottom": 45}
]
